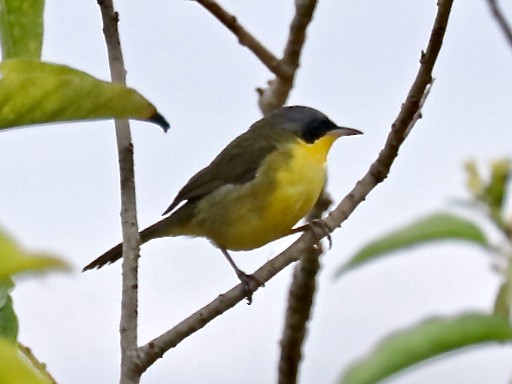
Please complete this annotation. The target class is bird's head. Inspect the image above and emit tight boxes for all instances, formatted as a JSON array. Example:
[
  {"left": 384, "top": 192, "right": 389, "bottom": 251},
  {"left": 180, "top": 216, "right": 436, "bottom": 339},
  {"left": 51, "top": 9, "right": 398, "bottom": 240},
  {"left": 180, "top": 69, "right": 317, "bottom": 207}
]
[{"left": 267, "top": 106, "right": 362, "bottom": 144}]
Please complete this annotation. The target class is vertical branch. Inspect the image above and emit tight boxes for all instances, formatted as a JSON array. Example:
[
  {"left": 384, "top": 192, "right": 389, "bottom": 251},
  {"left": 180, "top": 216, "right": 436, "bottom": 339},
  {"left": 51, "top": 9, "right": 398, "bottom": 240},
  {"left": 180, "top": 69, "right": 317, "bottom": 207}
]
[
  {"left": 277, "top": 247, "right": 321, "bottom": 384},
  {"left": 278, "top": 187, "right": 331, "bottom": 384},
  {"left": 258, "top": 0, "right": 318, "bottom": 115},
  {"left": 97, "top": 0, "right": 141, "bottom": 382}
]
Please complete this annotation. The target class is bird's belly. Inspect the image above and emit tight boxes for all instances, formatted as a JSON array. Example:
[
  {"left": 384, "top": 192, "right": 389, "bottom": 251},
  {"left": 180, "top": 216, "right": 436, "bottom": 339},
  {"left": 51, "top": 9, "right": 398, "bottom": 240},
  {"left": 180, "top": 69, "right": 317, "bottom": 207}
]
[{"left": 192, "top": 142, "right": 327, "bottom": 251}]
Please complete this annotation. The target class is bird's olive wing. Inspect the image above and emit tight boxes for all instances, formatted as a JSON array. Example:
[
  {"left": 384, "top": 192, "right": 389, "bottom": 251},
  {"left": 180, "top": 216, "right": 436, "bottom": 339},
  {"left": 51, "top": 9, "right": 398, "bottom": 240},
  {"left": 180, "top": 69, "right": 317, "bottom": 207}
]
[{"left": 163, "top": 126, "right": 280, "bottom": 215}]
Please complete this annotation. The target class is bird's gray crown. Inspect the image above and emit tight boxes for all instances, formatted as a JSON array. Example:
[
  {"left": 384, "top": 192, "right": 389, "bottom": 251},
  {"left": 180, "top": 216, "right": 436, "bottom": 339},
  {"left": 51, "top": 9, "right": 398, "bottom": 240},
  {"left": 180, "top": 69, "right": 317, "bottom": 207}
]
[{"left": 267, "top": 106, "right": 339, "bottom": 144}]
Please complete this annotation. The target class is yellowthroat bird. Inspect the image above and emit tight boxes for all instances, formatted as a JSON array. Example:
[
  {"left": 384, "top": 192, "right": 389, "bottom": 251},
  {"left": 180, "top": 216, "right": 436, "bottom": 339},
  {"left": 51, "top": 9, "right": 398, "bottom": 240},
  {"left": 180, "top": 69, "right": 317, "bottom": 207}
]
[{"left": 83, "top": 106, "right": 361, "bottom": 297}]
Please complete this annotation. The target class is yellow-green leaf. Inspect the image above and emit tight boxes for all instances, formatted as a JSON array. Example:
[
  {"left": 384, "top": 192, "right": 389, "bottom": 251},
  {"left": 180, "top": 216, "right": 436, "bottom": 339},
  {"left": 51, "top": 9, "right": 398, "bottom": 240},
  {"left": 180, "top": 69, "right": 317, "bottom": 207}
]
[
  {"left": 0, "top": 59, "right": 169, "bottom": 131},
  {"left": 335, "top": 212, "right": 489, "bottom": 277},
  {"left": 0, "top": 339, "right": 52, "bottom": 384},
  {"left": 0, "top": 0, "right": 44, "bottom": 59},
  {"left": 0, "top": 229, "right": 68, "bottom": 280},
  {"left": 339, "top": 313, "right": 512, "bottom": 384}
]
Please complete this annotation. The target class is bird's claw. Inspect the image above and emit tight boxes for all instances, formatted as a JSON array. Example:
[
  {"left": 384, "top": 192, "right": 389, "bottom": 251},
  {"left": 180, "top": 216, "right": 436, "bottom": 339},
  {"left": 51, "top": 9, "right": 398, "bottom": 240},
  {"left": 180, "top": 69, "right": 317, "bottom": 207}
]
[
  {"left": 235, "top": 270, "right": 264, "bottom": 305},
  {"left": 291, "top": 219, "right": 332, "bottom": 249}
]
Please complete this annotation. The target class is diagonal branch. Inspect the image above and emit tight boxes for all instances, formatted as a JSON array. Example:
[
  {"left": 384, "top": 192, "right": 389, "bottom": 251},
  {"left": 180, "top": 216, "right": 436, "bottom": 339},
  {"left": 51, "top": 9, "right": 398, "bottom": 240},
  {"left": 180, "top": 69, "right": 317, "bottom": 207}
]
[
  {"left": 97, "top": 0, "right": 142, "bottom": 382},
  {"left": 194, "top": 0, "right": 318, "bottom": 115},
  {"left": 485, "top": 0, "right": 512, "bottom": 50},
  {"left": 137, "top": 239, "right": 314, "bottom": 372},
  {"left": 136, "top": 0, "right": 454, "bottom": 373},
  {"left": 18, "top": 343, "right": 57, "bottom": 384},
  {"left": 194, "top": 0, "right": 289, "bottom": 79},
  {"left": 324, "top": 0, "right": 452, "bottom": 233}
]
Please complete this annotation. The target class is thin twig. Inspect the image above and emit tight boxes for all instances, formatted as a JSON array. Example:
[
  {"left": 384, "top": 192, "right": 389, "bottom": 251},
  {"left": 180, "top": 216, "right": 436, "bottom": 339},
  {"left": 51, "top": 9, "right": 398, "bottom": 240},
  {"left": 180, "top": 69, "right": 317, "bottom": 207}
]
[
  {"left": 136, "top": 0, "right": 454, "bottom": 372},
  {"left": 194, "top": 0, "right": 288, "bottom": 78},
  {"left": 404, "top": 78, "right": 435, "bottom": 138},
  {"left": 18, "top": 343, "right": 57, "bottom": 384},
  {"left": 258, "top": 0, "right": 318, "bottom": 115},
  {"left": 486, "top": 0, "right": 512, "bottom": 49},
  {"left": 97, "top": 0, "right": 141, "bottom": 382}
]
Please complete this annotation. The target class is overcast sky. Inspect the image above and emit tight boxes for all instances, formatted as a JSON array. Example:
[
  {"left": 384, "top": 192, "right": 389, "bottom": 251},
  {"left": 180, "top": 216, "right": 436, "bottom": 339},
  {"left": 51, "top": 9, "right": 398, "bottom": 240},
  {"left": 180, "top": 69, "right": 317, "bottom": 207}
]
[{"left": 3, "top": 1, "right": 512, "bottom": 383}]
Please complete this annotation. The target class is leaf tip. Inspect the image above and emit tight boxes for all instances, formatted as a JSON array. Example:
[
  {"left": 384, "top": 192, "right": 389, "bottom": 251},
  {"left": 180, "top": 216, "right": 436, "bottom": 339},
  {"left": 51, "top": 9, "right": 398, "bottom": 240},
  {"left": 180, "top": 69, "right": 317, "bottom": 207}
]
[
  {"left": 333, "top": 265, "right": 349, "bottom": 279},
  {"left": 148, "top": 111, "right": 170, "bottom": 132}
]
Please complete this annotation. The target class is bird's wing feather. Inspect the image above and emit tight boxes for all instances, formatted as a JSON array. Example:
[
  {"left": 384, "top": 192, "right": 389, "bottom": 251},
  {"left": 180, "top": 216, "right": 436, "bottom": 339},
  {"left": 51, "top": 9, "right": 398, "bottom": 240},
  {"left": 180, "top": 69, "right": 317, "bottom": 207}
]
[{"left": 163, "top": 124, "right": 283, "bottom": 215}]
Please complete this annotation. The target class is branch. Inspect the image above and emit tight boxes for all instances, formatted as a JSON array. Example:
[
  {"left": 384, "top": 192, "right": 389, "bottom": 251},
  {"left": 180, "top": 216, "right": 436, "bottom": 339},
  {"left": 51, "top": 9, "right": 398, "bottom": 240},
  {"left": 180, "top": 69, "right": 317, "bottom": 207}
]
[
  {"left": 277, "top": 246, "right": 321, "bottom": 384},
  {"left": 258, "top": 0, "right": 318, "bottom": 115},
  {"left": 404, "top": 78, "right": 435, "bottom": 138},
  {"left": 18, "top": 343, "right": 57, "bottom": 384},
  {"left": 485, "top": 0, "right": 512, "bottom": 50},
  {"left": 136, "top": 0, "right": 454, "bottom": 372},
  {"left": 324, "top": 0, "right": 452, "bottom": 231},
  {"left": 137, "top": 237, "right": 315, "bottom": 372},
  {"left": 194, "top": 0, "right": 289, "bottom": 79},
  {"left": 277, "top": 185, "right": 331, "bottom": 384},
  {"left": 97, "top": 0, "right": 141, "bottom": 382},
  {"left": 194, "top": 0, "right": 318, "bottom": 115}
]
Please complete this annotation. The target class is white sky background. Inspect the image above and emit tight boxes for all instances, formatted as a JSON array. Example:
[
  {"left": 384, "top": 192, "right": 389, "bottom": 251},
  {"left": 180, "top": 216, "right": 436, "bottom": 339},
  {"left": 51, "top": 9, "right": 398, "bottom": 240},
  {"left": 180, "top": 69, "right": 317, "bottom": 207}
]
[{"left": 2, "top": 0, "right": 512, "bottom": 383}]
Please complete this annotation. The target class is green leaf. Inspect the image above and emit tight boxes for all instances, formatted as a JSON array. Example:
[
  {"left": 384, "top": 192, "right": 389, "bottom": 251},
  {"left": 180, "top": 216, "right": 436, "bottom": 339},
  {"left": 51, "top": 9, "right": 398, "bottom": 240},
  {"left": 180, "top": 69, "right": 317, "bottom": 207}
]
[
  {"left": 0, "top": 0, "right": 44, "bottom": 59},
  {"left": 496, "top": 262, "right": 512, "bottom": 318},
  {"left": 0, "top": 278, "right": 17, "bottom": 342},
  {"left": 0, "top": 295, "right": 17, "bottom": 343},
  {"left": 484, "top": 159, "right": 511, "bottom": 222},
  {"left": 0, "top": 339, "right": 52, "bottom": 384},
  {"left": 0, "top": 59, "right": 169, "bottom": 131},
  {"left": 0, "top": 228, "right": 68, "bottom": 280},
  {"left": 335, "top": 212, "right": 489, "bottom": 276},
  {"left": 338, "top": 313, "right": 512, "bottom": 384},
  {"left": 464, "top": 160, "right": 484, "bottom": 201}
]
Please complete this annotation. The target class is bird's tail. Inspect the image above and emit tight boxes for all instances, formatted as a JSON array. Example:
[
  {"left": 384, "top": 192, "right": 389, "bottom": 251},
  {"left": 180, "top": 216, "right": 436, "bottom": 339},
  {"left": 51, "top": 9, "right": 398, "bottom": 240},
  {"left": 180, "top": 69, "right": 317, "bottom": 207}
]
[
  {"left": 82, "top": 241, "right": 123, "bottom": 271},
  {"left": 82, "top": 205, "right": 195, "bottom": 272},
  {"left": 82, "top": 220, "right": 164, "bottom": 272}
]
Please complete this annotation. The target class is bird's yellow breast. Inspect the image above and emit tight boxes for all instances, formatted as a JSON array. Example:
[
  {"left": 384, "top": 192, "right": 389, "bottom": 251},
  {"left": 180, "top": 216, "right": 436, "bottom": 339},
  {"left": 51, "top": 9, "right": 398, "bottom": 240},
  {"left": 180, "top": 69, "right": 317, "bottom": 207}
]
[{"left": 191, "top": 135, "right": 337, "bottom": 251}]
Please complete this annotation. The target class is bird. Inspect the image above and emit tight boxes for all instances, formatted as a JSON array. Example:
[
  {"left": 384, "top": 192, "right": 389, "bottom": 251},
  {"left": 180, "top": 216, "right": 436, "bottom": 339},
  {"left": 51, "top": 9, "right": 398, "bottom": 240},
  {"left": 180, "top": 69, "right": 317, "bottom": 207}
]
[{"left": 83, "top": 106, "right": 362, "bottom": 300}]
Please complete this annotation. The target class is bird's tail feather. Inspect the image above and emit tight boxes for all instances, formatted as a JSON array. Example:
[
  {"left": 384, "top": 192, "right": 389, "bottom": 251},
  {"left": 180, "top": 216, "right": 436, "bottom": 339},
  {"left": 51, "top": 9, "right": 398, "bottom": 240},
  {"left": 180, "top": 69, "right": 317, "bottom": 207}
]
[
  {"left": 82, "top": 241, "right": 123, "bottom": 271},
  {"left": 82, "top": 206, "right": 194, "bottom": 272},
  {"left": 81, "top": 222, "right": 169, "bottom": 271}
]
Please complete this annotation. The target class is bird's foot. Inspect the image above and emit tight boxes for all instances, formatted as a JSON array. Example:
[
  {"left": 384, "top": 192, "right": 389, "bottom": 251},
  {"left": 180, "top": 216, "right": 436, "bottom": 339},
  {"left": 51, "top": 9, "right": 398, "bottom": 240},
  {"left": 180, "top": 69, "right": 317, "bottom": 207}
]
[
  {"left": 290, "top": 219, "right": 332, "bottom": 249},
  {"left": 234, "top": 270, "right": 264, "bottom": 305},
  {"left": 219, "top": 247, "right": 264, "bottom": 304}
]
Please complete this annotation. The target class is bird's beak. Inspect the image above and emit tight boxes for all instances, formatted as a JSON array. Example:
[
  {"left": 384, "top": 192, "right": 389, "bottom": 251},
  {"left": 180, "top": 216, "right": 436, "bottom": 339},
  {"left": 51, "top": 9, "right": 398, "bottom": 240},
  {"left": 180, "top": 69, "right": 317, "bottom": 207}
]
[{"left": 328, "top": 127, "right": 363, "bottom": 138}]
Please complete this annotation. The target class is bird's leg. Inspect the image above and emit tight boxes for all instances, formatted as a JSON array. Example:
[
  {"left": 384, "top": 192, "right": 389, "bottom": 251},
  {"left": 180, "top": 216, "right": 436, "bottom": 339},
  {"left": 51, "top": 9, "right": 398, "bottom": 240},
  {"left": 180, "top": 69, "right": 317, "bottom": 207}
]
[
  {"left": 219, "top": 247, "right": 263, "bottom": 304},
  {"left": 290, "top": 219, "right": 332, "bottom": 249}
]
